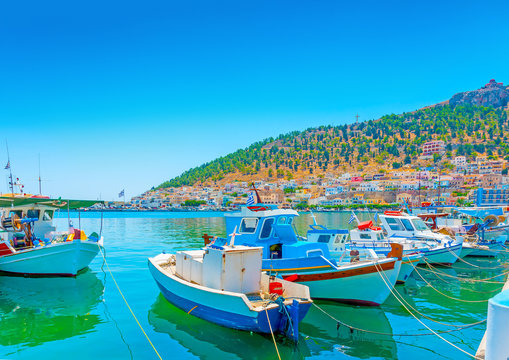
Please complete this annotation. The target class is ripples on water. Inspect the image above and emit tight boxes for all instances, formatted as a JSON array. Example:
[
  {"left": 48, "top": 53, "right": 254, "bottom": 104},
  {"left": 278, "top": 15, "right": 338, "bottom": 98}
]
[{"left": 0, "top": 211, "right": 505, "bottom": 359}]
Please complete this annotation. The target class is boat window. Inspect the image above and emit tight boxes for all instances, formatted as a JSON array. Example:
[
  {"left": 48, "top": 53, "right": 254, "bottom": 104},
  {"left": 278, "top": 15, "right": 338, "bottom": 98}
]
[
  {"left": 306, "top": 249, "right": 323, "bottom": 257},
  {"left": 9, "top": 210, "right": 23, "bottom": 218},
  {"left": 240, "top": 218, "right": 259, "bottom": 233},
  {"left": 277, "top": 217, "right": 287, "bottom": 224},
  {"left": 259, "top": 218, "right": 274, "bottom": 239},
  {"left": 360, "top": 233, "right": 372, "bottom": 240},
  {"left": 287, "top": 217, "right": 293, "bottom": 225},
  {"left": 386, "top": 218, "right": 404, "bottom": 231},
  {"left": 43, "top": 211, "right": 54, "bottom": 221},
  {"left": 27, "top": 210, "right": 40, "bottom": 219},
  {"left": 334, "top": 235, "right": 347, "bottom": 244},
  {"left": 401, "top": 218, "right": 414, "bottom": 231},
  {"left": 412, "top": 219, "right": 430, "bottom": 231},
  {"left": 317, "top": 235, "right": 331, "bottom": 243},
  {"left": 377, "top": 233, "right": 384, "bottom": 241}
]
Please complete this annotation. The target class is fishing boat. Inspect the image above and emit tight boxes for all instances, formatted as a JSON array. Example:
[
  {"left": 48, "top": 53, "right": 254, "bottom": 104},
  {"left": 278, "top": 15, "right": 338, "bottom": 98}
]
[
  {"left": 450, "top": 208, "right": 508, "bottom": 257},
  {"left": 305, "top": 222, "right": 421, "bottom": 284},
  {"left": 0, "top": 196, "right": 104, "bottom": 276},
  {"left": 379, "top": 211, "right": 463, "bottom": 266},
  {"left": 218, "top": 202, "right": 402, "bottom": 306},
  {"left": 148, "top": 243, "right": 312, "bottom": 342}
]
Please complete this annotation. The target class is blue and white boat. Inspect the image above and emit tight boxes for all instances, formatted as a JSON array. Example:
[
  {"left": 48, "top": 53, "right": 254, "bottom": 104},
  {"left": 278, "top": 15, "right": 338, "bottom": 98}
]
[
  {"left": 379, "top": 211, "right": 463, "bottom": 266},
  {"left": 305, "top": 223, "right": 422, "bottom": 284},
  {"left": 222, "top": 205, "right": 402, "bottom": 306},
  {"left": 148, "top": 243, "right": 312, "bottom": 342}
]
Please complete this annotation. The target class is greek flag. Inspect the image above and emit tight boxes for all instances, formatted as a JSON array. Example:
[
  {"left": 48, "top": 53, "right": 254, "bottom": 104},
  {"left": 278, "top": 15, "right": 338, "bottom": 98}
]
[
  {"left": 246, "top": 192, "right": 255, "bottom": 205},
  {"left": 348, "top": 212, "right": 357, "bottom": 224},
  {"left": 374, "top": 211, "right": 378, "bottom": 223},
  {"left": 118, "top": 189, "right": 125, "bottom": 198}
]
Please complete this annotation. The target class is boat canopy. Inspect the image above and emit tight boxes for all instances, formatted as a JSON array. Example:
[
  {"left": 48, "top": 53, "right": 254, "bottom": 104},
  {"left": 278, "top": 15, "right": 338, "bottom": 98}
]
[
  {"left": 0, "top": 196, "right": 103, "bottom": 209},
  {"left": 455, "top": 208, "right": 504, "bottom": 218}
]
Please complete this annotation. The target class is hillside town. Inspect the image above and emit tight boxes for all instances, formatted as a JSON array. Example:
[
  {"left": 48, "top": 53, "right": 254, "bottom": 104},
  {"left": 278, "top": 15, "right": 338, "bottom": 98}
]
[{"left": 108, "top": 152, "right": 509, "bottom": 211}]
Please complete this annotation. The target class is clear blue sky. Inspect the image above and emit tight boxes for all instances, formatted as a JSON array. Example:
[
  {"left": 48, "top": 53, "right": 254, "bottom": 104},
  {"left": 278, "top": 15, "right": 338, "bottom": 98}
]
[{"left": 1, "top": 0, "right": 508, "bottom": 200}]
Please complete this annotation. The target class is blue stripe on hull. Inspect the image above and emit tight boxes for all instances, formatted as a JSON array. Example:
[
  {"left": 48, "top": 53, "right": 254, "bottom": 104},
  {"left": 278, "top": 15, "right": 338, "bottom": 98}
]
[{"left": 154, "top": 279, "right": 311, "bottom": 335}]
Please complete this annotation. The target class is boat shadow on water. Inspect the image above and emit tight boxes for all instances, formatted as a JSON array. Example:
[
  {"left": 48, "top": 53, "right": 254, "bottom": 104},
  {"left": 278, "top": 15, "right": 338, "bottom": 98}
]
[
  {"left": 299, "top": 300, "right": 398, "bottom": 359},
  {"left": 0, "top": 269, "right": 104, "bottom": 347},
  {"left": 148, "top": 294, "right": 312, "bottom": 360},
  {"left": 148, "top": 295, "right": 398, "bottom": 360}
]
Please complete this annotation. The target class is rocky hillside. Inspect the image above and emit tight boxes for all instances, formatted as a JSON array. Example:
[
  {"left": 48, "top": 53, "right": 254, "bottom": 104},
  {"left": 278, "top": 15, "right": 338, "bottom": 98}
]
[
  {"left": 156, "top": 80, "right": 509, "bottom": 189},
  {"left": 450, "top": 79, "right": 509, "bottom": 108}
]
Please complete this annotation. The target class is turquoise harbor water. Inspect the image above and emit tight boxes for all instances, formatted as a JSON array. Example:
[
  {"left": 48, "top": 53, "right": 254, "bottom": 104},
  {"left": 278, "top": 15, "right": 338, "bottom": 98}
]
[{"left": 0, "top": 211, "right": 506, "bottom": 360}]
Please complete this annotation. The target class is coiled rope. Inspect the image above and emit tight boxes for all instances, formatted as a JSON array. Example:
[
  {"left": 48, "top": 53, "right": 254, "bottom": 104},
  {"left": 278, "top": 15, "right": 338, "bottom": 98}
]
[
  {"left": 97, "top": 245, "right": 163, "bottom": 360},
  {"left": 373, "top": 261, "right": 480, "bottom": 359}
]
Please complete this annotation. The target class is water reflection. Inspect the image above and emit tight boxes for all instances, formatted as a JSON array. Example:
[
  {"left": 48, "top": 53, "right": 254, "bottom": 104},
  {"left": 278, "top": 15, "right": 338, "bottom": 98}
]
[
  {"left": 0, "top": 270, "right": 104, "bottom": 347},
  {"left": 300, "top": 301, "right": 397, "bottom": 359},
  {"left": 148, "top": 294, "right": 310, "bottom": 360}
]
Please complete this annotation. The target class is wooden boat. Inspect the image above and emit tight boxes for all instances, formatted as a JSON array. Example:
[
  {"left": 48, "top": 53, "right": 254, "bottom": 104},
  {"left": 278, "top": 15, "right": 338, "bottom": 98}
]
[
  {"left": 220, "top": 205, "right": 402, "bottom": 306},
  {"left": 148, "top": 244, "right": 312, "bottom": 342},
  {"left": 0, "top": 196, "right": 103, "bottom": 276},
  {"left": 306, "top": 223, "right": 422, "bottom": 284}
]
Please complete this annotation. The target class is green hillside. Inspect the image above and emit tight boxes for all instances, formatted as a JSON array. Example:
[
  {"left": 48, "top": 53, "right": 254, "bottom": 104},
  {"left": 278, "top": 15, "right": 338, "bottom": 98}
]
[{"left": 157, "top": 104, "right": 508, "bottom": 188}]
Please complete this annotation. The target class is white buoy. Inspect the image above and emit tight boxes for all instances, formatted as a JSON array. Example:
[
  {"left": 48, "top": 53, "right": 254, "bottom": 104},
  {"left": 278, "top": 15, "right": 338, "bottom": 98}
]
[{"left": 485, "top": 289, "right": 509, "bottom": 360}]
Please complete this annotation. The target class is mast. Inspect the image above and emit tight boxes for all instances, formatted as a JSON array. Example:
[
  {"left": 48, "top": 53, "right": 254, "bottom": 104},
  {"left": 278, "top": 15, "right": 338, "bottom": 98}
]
[{"left": 5, "top": 142, "right": 14, "bottom": 195}]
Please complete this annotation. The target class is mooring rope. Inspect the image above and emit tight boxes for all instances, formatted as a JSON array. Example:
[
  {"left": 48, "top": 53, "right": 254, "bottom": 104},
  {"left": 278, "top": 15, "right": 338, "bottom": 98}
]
[
  {"left": 264, "top": 307, "right": 282, "bottom": 360},
  {"left": 423, "top": 259, "right": 507, "bottom": 284},
  {"left": 413, "top": 266, "right": 491, "bottom": 303},
  {"left": 421, "top": 264, "right": 504, "bottom": 294},
  {"left": 445, "top": 246, "right": 509, "bottom": 270},
  {"left": 373, "top": 261, "right": 480, "bottom": 359},
  {"left": 312, "top": 302, "right": 483, "bottom": 337},
  {"left": 97, "top": 244, "right": 163, "bottom": 360}
]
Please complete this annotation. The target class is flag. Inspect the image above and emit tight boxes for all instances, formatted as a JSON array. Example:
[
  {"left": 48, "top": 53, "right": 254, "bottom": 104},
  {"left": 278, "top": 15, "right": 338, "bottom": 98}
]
[
  {"left": 246, "top": 192, "right": 255, "bottom": 205},
  {"left": 4, "top": 161, "right": 9, "bottom": 170},
  {"left": 118, "top": 189, "right": 125, "bottom": 198},
  {"left": 348, "top": 212, "right": 357, "bottom": 224},
  {"left": 374, "top": 211, "right": 378, "bottom": 223}
]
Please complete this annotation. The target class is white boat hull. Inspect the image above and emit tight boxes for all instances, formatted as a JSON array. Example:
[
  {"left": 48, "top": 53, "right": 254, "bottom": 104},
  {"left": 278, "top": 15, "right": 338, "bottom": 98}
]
[
  {"left": 398, "top": 253, "right": 422, "bottom": 283},
  {"left": 418, "top": 243, "right": 462, "bottom": 266},
  {"left": 287, "top": 259, "right": 401, "bottom": 306},
  {"left": 0, "top": 239, "right": 102, "bottom": 276}
]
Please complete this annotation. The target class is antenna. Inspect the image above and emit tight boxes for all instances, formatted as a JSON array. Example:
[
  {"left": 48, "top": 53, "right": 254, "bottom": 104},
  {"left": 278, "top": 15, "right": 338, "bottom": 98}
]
[{"left": 38, "top": 153, "right": 42, "bottom": 195}]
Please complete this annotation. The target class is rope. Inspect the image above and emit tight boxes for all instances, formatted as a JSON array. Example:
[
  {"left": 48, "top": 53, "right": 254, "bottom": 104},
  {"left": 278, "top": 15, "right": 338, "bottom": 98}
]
[
  {"left": 423, "top": 259, "right": 507, "bottom": 284},
  {"left": 445, "top": 246, "right": 508, "bottom": 270},
  {"left": 97, "top": 245, "right": 163, "bottom": 360},
  {"left": 264, "top": 307, "right": 282, "bottom": 360},
  {"left": 312, "top": 302, "right": 484, "bottom": 337},
  {"left": 373, "top": 261, "right": 481, "bottom": 359},
  {"left": 422, "top": 265, "right": 504, "bottom": 294},
  {"left": 413, "top": 266, "right": 491, "bottom": 303}
]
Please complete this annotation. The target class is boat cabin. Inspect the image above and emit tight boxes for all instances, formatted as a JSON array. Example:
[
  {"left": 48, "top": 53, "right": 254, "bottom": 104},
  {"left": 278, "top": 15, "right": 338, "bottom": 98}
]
[
  {"left": 305, "top": 225, "right": 349, "bottom": 252},
  {"left": 225, "top": 206, "right": 332, "bottom": 260},
  {"left": 0, "top": 205, "right": 57, "bottom": 242},
  {"left": 379, "top": 211, "right": 432, "bottom": 237}
]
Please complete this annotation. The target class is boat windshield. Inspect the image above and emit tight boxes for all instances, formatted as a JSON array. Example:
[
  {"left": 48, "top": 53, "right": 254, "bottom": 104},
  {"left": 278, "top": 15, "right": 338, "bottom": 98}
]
[{"left": 412, "top": 219, "right": 430, "bottom": 231}]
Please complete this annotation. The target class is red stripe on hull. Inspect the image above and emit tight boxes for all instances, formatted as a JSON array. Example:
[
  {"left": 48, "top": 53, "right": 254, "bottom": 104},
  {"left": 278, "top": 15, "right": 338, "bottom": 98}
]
[{"left": 282, "top": 261, "right": 396, "bottom": 282}]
